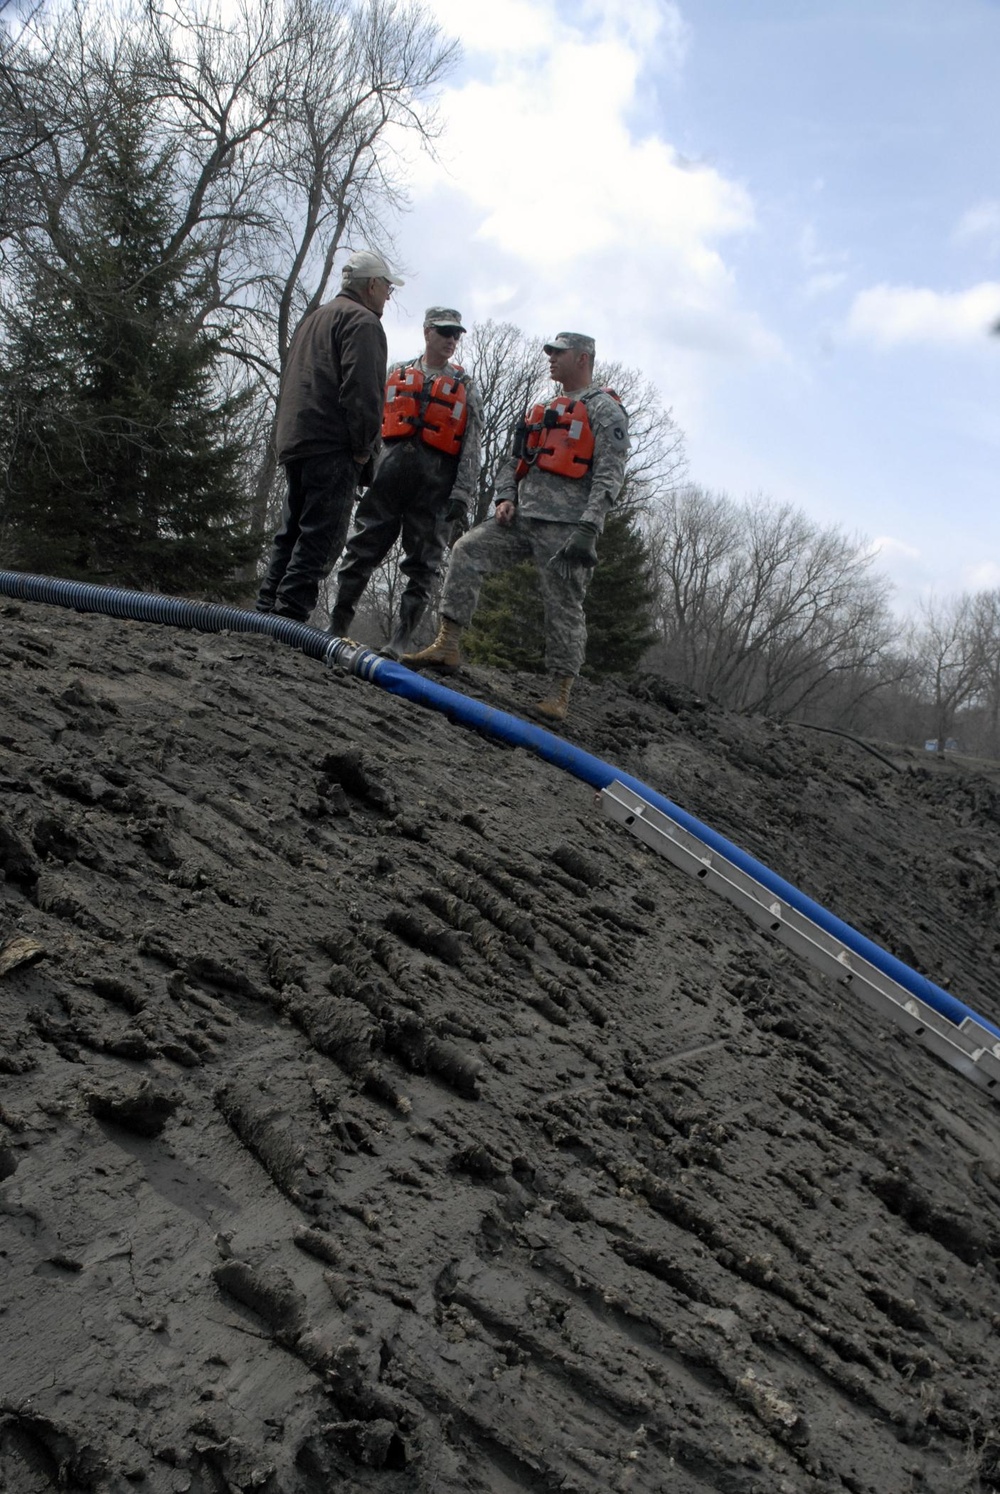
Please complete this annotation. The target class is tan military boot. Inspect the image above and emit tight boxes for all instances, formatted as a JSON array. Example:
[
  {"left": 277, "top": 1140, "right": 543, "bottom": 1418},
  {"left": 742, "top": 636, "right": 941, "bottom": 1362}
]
[
  {"left": 400, "top": 617, "right": 463, "bottom": 674},
  {"left": 531, "top": 675, "right": 574, "bottom": 723}
]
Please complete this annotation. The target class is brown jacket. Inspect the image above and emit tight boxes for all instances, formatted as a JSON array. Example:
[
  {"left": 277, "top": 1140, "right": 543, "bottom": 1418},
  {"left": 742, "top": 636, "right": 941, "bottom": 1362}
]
[{"left": 275, "top": 290, "right": 387, "bottom": 465}]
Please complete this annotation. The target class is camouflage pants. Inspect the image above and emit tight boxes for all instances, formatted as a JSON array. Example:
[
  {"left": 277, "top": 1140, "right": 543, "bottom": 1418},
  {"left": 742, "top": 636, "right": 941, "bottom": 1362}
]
[{"left": 441, "top": 515, "right": 591, "bottom": 677}]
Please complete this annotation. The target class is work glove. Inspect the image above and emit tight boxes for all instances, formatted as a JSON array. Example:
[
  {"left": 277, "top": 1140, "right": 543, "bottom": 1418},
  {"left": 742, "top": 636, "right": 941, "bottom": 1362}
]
[
  {"left": 445, "top": 495, "right": 469, "bottom": 532},
  {"left": 548, "top": 521, "right": 599, "bottom": 580}
]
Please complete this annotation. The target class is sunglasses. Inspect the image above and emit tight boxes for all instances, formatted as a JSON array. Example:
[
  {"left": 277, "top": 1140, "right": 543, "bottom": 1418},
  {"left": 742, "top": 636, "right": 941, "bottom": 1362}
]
[{"left": 432, "top": 325, "right": 463, "bottom": 338}]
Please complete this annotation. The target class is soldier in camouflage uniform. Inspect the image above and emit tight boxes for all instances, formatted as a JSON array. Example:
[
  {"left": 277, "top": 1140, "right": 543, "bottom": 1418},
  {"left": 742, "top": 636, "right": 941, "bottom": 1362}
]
[
  {"left": 328, "top": 307, "right": 482, "bottom": 659},
  {"left": 402, "top": 332, "right": 630, "bottom": 723}
]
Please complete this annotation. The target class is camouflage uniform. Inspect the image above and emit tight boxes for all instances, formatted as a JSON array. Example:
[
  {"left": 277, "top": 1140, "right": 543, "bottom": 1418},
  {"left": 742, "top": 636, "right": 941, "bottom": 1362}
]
[
  {"left": 331, "top": 356, "right": 483, "bottom": 642},
  {"left": 440, "top": 384, "right": 629, "bottom": 676}
]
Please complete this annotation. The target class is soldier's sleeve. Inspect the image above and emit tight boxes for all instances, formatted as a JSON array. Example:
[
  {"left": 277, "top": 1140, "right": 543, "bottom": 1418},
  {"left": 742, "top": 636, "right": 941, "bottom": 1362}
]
[
  {"left": 493, "top": 452, "right": 520, "bottom": 509},
  {"left": 581, "top": 391, "right": 630, "bottom": 530},
  {"left": 492, "top": 406, "right": 528, "bottom": 509},
  {"left": 452, "top": 374, "right": 484, "bottom": 508}
]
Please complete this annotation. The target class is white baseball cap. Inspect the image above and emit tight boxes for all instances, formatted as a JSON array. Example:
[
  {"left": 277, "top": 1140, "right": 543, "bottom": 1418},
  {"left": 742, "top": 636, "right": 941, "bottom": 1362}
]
[{"left": 341, "top": 249, "right": 404, "bottom": 287}]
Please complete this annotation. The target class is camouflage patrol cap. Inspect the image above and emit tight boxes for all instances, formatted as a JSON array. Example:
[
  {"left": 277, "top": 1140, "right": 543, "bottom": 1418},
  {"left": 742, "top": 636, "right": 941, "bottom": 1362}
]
[
  {"left": 543, "top": 331, "right": 596, "bottom": 355},
  {"left": 424, "top": 307, "right": 466, "bottom": 332}
]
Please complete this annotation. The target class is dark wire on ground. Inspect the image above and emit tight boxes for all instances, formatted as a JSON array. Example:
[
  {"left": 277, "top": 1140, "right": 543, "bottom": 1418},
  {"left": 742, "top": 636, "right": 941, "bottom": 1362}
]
[{"left": 788, "top": 720, "right": 903, "bottom": 773}]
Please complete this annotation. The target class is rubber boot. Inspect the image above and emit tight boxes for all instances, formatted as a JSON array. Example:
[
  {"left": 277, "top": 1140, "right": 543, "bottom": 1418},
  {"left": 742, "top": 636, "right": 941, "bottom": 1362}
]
[
  {"left": 400, "top": 616, "right": 463, "bottom": 674},
  {"left": 531, "top": 675, "right": 574, "bottom": 724},
  {"left": 327, "top": 604, "right": 355, "bottom": 639},
  {"left": 381, "top": 593, "right": 426, "bottom": 661}
]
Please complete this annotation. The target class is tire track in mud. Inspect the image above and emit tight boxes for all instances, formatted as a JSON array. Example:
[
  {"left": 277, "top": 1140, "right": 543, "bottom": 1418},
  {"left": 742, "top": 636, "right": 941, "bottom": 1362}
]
[{"left": 4, "top": 606, "right": 1000, "bottom": 1491}]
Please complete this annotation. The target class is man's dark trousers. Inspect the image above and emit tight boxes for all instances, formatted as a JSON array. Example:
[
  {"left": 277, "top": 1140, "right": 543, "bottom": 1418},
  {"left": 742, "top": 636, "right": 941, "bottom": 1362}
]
[
  {"left": 256, "top": 450, "right": 358, "bottom": 622},
  {"left": 332, "top": 441, "right": 458, "bottom": 634}
]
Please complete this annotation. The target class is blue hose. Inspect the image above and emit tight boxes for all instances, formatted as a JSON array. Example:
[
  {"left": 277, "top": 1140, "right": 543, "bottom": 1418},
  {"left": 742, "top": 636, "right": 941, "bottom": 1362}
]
[
  {"left": 360, "top": 655, "right": 1000, "bottom": 1041},
  {"left": 3, "top": 569, "right": 998, "bottom": 1045},
  {"left": 0, "top": 572, "right": 332, "bottom": 660}
]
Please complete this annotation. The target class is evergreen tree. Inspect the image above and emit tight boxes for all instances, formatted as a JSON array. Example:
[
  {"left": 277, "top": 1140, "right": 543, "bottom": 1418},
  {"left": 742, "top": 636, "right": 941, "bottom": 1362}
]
[
  {"left": 583, "top": 508, "right": 658, "bottom": 675},
  {"left": 465, "top": 561, "right": 545, "bottom": 672},
  {"left": 0, "top": 99, "right": 258, "bottom": 593},
  {"left": 463, "top": 509, "right": 657, "bottom": 677}
]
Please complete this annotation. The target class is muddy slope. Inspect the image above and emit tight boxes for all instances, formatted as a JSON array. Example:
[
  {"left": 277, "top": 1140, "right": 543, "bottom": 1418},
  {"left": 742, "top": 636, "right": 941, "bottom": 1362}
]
[{"left": 2, "top": 597, "right": 1000, "bottom": 1494}]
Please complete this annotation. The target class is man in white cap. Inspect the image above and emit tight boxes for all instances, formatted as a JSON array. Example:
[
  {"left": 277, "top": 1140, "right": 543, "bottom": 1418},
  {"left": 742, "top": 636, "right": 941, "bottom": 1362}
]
[
  {"left": 402, "top": 332, "right": 629, "bottom": 723},
  {"left": 328, "top": 307, "right": 482, "bottom": 658},
  {"left": 255, "top": 249, "right": 404, "bottom": 622}
]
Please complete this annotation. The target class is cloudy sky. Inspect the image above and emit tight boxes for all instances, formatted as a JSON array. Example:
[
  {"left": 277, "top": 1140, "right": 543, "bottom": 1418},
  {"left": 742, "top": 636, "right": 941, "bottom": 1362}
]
[{"left": 377, "top": 0, "right": 1000, "bottom": 615}]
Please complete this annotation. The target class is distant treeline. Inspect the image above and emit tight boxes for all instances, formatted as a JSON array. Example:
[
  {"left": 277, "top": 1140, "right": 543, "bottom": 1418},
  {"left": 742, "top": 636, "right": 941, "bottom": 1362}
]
[{"left": 0, "top": 0, "right": 987, "bottom": 753}]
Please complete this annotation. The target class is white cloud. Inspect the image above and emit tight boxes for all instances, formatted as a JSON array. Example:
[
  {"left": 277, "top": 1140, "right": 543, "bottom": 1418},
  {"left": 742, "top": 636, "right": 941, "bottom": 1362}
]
[
  {"left": 414, "top": 15, "right": 749, "bottom": 265},
  {"left": 436, "top": 0, "right": 682, "bottom": 63},
  {"left": 434, "top": 0, "right": 558, "bottom": 56},
  {"left": 952, "top": 200, "right": 1000, "bottom": 251},
  {"left": 394, "top": 0, "right": 772, "bottom": 383},
  {"left": 843, "top": 282, "right": 1000, "bottom": 348},
  {"left": 867, "top": 535, "right": 921, "bottom": 563},
  {"left": 802, "top": 271, "right": 848, "bottom": 300},
  {"left": 965, "top": 561, "right": 1000, "bottom": 590},
  {"left": 796, "top": 223, "right": 849, "bottom": 300}
]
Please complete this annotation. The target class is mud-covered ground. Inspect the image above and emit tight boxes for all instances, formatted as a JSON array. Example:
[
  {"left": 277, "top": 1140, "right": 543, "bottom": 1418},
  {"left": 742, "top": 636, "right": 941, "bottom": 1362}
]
[{"left": 3, "top": 596, "right": 1000, "bottom": 1494}]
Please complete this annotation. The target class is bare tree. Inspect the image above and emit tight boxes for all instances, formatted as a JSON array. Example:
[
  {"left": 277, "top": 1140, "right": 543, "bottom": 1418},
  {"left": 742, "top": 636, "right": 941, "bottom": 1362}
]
[
  {"left": 967, "top": 589, "right": 1000, "bottom": 758},
  {"left": 0, "top": 1, "right": 51, "bottom": 243},
  {"left": 732, "top": 508, "right": 897, "bottom": 716},
  {"left": 644, "top": 486, "right": 900, "bottom": 719},
  {"left": 252, "top": 0, "right": 455, "bottom": 523},
  {"left": 0, "top": 5, "right": 137, "bottom": 266},
  {"left": 811, "top": 648, "right": 920, "bottom": 739},
  {"left": 644, "top": 485, "right": 741, "bottom": 686},
  {"left": 459, "top": 320, "right": 545, "bottom": 526},
  {"left": 141, "top": 0, "right": 456, "bottom": 528},
  {"left": 909, "top": 593, "right": 983, "bottom": 754},
  {"left": 0, "top": 0, "right": 456, "bottom": 537},
  {"left": 593, "top": 360, "right": 687, "bottom": 520}
]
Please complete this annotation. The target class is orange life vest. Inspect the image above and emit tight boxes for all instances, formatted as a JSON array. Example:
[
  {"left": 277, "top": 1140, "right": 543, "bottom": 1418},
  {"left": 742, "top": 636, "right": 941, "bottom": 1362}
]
[
  {"left": 382, "top": 365, "right": 469, "bottom": 456},
  {"left": 514, "top": 391, "right": 619, "bottom": 480}
]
